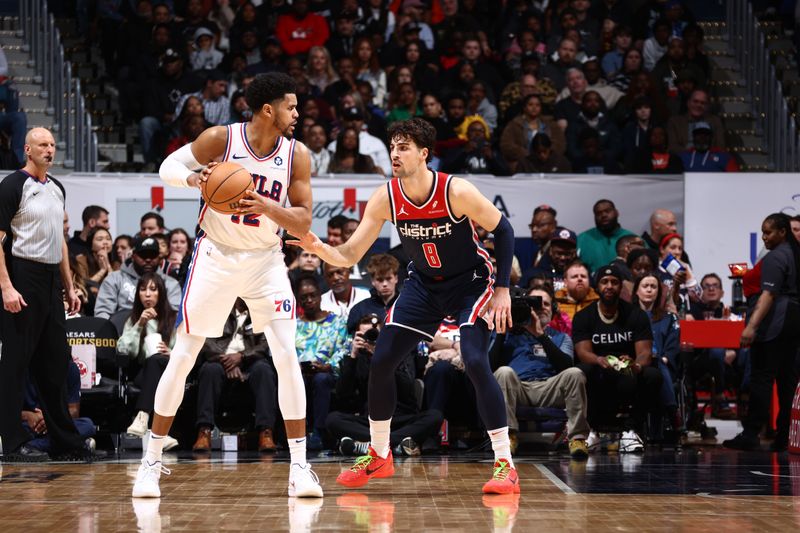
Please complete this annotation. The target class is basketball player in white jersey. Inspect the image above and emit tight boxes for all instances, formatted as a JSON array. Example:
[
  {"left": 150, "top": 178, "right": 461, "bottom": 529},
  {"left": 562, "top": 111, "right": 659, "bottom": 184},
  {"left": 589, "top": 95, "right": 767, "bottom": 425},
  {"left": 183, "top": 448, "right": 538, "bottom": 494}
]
[{"left": 132, "top": 73, "right": 323, "bottom": 499}]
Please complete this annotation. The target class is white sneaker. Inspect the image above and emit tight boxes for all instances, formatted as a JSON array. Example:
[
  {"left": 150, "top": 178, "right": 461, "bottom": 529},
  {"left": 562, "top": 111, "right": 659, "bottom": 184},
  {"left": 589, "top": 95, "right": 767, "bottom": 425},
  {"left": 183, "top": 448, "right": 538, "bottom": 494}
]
[
  {"left": 132, "top": 458, "right": 171, "bottom": 498},
  {"left": 619, "top": 430, "right": 644, "bottom": 453},
  {"left": 288, "top": 463, "right": 323, "bottom": 498},
  {"left": 586, "top": 431, "right": 600, "bottom": 451},
  {"left": 162, "top": 436, "right": 179, "bottom": 451},
  {"left": 127, "top": 411, "right": 149, "bottom": 437}
]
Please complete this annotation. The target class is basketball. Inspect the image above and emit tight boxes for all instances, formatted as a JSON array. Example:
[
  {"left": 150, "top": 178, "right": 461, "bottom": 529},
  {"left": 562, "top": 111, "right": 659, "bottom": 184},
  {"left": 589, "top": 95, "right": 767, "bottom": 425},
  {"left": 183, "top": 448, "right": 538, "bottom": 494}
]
[{"left": 201, "top": 162, "right": 254, "bottom": 214}]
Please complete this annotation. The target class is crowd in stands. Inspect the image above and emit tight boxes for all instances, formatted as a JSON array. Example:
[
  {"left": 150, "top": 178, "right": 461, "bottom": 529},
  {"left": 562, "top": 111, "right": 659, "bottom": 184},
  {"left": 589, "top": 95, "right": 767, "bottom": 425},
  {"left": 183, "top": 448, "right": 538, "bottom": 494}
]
[
  {"left": 46, "top": 201, "right": 800, "bottom": 458},
  {"left": 73, "top": 0, "right": 742, "bottom": 174}
]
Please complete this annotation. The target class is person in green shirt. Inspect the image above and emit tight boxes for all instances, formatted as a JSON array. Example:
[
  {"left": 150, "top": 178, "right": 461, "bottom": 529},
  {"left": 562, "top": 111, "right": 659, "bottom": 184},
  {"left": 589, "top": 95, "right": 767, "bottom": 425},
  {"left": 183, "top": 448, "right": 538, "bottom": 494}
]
[{"left": 577, "top": 199, "right": 635, "bottom": 274}]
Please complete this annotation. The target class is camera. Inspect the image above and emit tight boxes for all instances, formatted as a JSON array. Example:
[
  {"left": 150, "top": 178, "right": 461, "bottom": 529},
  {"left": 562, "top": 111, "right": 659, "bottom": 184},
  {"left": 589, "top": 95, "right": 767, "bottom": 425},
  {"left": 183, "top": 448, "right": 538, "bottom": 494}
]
[
  {"left": 510, "top": 288, "right": 542, "bottom": 332},
  {"left": 357, "top": 315, "right": 381, "bottom": 357}
]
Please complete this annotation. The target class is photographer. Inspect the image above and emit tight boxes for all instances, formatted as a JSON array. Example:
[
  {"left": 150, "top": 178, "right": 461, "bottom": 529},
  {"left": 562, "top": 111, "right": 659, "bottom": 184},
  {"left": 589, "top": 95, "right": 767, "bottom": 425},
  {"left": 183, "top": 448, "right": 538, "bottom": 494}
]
[
  {"left": 492, "top": 286, "right": 590, "bottom": 459},
  {"left": 326, "top": 314, "right": 443, "bottom": 457},
  {"left": 440, "top": 120, "right": 510, "bottom": 175},
  {"left": 572, "top": 265, "right": 662, "bottom": 453}
]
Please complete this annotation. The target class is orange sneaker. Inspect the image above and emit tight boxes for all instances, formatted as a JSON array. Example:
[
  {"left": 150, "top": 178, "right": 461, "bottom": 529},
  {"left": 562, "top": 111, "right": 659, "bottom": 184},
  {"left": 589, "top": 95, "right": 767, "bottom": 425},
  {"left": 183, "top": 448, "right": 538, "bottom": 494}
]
[
  {"left": 482, "top": 459, "right": 520, "bottom": 494},
  {"left": 336, "top": 447, "right": 395, "bottom": 488}
]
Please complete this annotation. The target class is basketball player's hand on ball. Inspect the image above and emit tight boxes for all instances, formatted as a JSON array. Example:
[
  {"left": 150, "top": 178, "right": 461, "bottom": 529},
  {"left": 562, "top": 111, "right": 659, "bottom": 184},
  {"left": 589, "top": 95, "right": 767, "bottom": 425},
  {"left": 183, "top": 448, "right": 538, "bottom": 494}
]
[
  {"left": 486, "top": 286, "right": 512, "bottom": 334},
  {"left": 236, "top": 189, "right": 268, "bottom": 216},
  {"left": 192, "top": 162, "right": 218, "bottom": 189}
]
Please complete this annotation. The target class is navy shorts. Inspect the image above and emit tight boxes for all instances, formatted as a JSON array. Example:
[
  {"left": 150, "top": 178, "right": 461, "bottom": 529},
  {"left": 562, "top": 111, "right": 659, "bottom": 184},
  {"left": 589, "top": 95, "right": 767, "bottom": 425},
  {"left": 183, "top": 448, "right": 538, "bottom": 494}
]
[{"left": 385, "top": 262, "right": 494, "bottom": 340}]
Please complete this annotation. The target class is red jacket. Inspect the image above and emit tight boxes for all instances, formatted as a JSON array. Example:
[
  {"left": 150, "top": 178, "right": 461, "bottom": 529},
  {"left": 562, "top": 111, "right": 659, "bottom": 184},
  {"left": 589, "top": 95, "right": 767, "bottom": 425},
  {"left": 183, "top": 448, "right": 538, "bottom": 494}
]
[{"left": 275, "top": 13, "right": 330, "bottom": 56}]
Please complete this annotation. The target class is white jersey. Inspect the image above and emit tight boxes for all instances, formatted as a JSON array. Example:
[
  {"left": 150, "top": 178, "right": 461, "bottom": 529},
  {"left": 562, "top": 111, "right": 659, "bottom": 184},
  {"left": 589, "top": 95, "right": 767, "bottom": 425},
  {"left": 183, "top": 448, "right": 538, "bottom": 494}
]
[{"left": 198, "top": 122, "right": 297, "bottom": 250}]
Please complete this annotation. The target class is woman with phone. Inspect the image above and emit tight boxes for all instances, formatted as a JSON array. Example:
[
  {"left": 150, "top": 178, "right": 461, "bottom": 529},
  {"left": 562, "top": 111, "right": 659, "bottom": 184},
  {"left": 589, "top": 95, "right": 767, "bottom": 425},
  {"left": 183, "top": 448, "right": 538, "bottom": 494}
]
[
  {"left": 724, "top": 213, "right": 800, "bottom": 451},
  {"left": 118, "top": 273, "right": 178, "bottom": 450},
  {"left": 658, "top": 233, "right": 701, "bottom": 314}
]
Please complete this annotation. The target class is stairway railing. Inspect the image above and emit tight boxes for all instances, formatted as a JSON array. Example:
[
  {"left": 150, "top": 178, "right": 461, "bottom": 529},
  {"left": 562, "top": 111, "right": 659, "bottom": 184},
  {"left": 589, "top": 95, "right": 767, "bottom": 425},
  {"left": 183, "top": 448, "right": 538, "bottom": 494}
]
[
  {"left": 18, "top": 0, "right": 97, "bottom": 170},
  {"left": 727, "top": 0, "right": 800, "bottom": 171}
]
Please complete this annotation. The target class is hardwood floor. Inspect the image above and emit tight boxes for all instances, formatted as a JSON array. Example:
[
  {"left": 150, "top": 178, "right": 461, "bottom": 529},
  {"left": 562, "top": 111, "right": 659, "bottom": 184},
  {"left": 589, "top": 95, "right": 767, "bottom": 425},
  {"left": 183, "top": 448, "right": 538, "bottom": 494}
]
[{"left": 1, "top": 451, "right": 799, "bottom": 532}]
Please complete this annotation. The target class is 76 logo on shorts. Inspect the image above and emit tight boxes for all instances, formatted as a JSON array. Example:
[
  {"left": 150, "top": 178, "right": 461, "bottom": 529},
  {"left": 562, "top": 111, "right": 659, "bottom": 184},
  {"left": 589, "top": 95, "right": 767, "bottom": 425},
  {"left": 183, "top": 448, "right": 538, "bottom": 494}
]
[{"left": 274, "top": 298, "right": 293, "bottom": 316}]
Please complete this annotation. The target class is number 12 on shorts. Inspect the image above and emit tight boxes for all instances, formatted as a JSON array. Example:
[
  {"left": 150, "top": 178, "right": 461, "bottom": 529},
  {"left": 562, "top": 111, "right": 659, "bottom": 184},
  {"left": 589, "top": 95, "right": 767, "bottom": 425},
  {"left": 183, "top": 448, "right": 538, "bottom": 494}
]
[{"left": 422, "top": 242, "right": 442, "bottom": 268}]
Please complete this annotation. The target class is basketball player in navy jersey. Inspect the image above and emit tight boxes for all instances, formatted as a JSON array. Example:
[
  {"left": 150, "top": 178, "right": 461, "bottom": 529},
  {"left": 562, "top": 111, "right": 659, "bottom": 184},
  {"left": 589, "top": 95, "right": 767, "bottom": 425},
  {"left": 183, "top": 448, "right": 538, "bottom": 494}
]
[
  {"left": 133, "top": 73, "right": 323, "bottom": 499},
  {"left": 289, "top": 118, "right": 519, "bottom": 494}
]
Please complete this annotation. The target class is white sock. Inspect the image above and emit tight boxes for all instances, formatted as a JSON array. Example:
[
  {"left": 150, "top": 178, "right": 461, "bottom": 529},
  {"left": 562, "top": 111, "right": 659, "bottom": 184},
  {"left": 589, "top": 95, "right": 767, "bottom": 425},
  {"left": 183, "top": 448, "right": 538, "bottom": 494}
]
[
  {"left": 488, "top": 426, "right": 514, "bottom": 468},
  {"left": 289, "top": 436, "right": 307, "bottom": 467},
  {"left": 145, "top": 432, "right": 165, "bottom": 464},
  {"left": 369, "top": 417, "right": 392, "bottom": 459}
]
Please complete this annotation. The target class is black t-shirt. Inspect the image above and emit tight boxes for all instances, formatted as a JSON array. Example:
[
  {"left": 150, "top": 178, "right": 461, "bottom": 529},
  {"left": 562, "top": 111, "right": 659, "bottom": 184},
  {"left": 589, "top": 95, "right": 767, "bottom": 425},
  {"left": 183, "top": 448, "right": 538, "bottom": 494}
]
[
  {"left": 753, "top": 241, "right": 799, "bottom": 341},
  {"left": 572, "top": 300, "right": 653, "bottom": 357}
]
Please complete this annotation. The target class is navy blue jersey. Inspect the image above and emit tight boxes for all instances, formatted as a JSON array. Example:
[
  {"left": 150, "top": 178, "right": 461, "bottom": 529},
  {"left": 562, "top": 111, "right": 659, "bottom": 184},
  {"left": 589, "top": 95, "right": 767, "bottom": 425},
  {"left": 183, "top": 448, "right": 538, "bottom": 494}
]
[{"left": 388, "top": 170, "right": 492, "bottom": 281}]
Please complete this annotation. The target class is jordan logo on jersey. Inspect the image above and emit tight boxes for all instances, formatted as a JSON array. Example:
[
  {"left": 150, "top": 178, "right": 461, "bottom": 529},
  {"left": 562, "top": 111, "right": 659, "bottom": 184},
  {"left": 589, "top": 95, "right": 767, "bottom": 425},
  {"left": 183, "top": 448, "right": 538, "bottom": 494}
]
[{"left": 397, "top": 205, "right": 409, "bottom": 216}]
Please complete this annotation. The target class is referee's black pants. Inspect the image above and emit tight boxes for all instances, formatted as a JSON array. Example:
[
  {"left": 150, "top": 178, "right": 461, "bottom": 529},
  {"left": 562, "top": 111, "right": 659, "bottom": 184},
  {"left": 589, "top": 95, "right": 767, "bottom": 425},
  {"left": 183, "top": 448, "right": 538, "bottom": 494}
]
[{"left": 0, "top": 259, "right": 83, "bottom": 455}]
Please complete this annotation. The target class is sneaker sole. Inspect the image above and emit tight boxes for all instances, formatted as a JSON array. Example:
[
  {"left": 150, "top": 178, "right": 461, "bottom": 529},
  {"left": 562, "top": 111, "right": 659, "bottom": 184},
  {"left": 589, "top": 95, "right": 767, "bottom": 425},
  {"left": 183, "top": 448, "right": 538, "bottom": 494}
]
[
  {"left": 288, "top": 485, "right": 324, "bottom": 498},
  {"left": 131, "top": 486, "right": 161, "bottom": 498},
  {"left": 482, "top": 482, "right": 521, "bottom": 495}
]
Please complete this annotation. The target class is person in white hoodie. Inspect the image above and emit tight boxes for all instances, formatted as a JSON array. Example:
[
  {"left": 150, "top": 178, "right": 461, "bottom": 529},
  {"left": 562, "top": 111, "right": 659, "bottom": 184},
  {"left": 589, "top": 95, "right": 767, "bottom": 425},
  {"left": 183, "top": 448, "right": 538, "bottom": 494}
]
[{"left": 190, "top": 27, "right": 223, "bottom": 71}]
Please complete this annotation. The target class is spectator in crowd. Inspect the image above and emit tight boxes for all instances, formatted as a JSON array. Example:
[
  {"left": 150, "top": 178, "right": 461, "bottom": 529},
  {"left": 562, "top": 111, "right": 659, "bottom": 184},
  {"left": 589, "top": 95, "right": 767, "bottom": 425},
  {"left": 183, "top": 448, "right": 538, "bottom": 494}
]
[
  {"left": 68, "top": 205, "right": 110, "bottom": 258},
  {"left": 631, "top": 272, "right": 680, "bottom": 431},
  {"left": 657, "top": 233, "right": 701, "bottom": 313},
  {"left": 466, "top": 80, "right": 498, "bottom": 131},
  {"left": 682, "top": 23, "right": 710, "bottom": 78},
  {"left": 139, "top": 48, "right": 204, "bottom": 170},
  {"left": 400, "top": 1, "right": 436, "bottom": 51},
  {"left": 666, "top": 88, "right": 725, "bottom": 153},
  {"left": 190, "top": 27, "right": 224, "bottom": 71},
  {"left": 295, "top": 274, "right": 351, "bottom": 449},
  {"left": 362, "top": 0, "right": 396, "bottom": 44},
  {"left": 94, "top": 237, "right": 182, "bottom": 319},
  {"left": 725, "top": 213, "right": 800, "bottom": 452},
  {"left": 602, "top": 24, "right": 633, "bottom": 78},
  {"left": 557, "top": 59, "right": 623, "bottom": 111},
  {"left": 328, "top": 107, "right": 392, "bottom": 175},
  {"left": 442, "top": 120, "right": 510, "bottom": 175},
  {"left": 174, "top": 69, "right": 231, "bottom": 126},
  {"left": 353, "top": 37, "right": 388, "bottom": 107},
  {"left": 289, "top": 250, "right": 326, "bottom": 291},
  {"left": 501, "top": 94, "right": 565, "bottom": 173},
  {"left": 614, "top": 71, "right": 669, "bottom": 127},
  {"left": 571, "top": 128, "right": 623, "bottom": 174},
  {"left": 791, "top": 215, "right": 800, "bottom": 242},
  {"left": 541, "top": 37, "right": 581, "bottom": 91},
  {"left": 347, "top": 254, "right": 400, "bottom": 333},
  {"left": 0, "top": 74, "right": 27, "bottom": 166},
  {"left": 275, "top": 0, "right": 330, "bottom": 56},
  {"left": 554, "top": 68, "right": 589, "bottom": 131},
  {"left": 493, "top": 286, "right": 589, "bottom": 458},
  {"left": 22, "top": 360, "right": 97, "bottom": 454},
  {"left": 565, "top": 91, "right": 620, "bottom": 163},
  {"left": 651, "top": 36, "right": 705, "bottom": 109},
  {"left": 113, "top": 234, "right": 134, "bottom": 268},
  {"left": 516, "top": 204, "right": 558, "bottom": 273},
  {"left": 326, "top": 214, "right": 349, "bottom": 246},
  {"left": 328, "top": 314, "right": 442, "bottom": 456},
  {"left": 326, "top": 10, "right": 359, "bottom": 62},
  {"left": 555, "top": 261, "right": 599, "bottom": 321},
  {"left": 632, "top": 125, "right": 684, "bottom": 174},
  {"left": 327, "top": 126, "right": 382, "bottom": 174},
  {"left": 643, "top": 18, "right": 671, "bottom": 71},
  {"left": 621, "top": 96, "right": 654, "bottom": 167},
  {"left": 167, "top": 228, "right": 192, "bottom": 268},
  {"left": 165, "top": 115, "right": 207, "bottom": 157},
  {"left": 192, "top": 299, "right": 279, "bottom": 453},
  {"left": 577, "top": 199, "right": 636, "bottom": 273},
  {"left": 403, "top": 41, "right": 438, "bottom": 96},
  {"left": 679, "top": 122, "right": 739, "bottom": 172},
  {"left": 642, "top": 209, "right": 690, "bottom": 263},
  {"left": 321, "top": 262, "right": 370, "bottom": 317},
  {"left": 687, "top": 273, "right": 749, "bottom": 420},
  {"left": 498, "top": 71, "right": 558, "bottom": 130},
  {"left": 573, "top": 265, "right": 662, "bottom": 452},
  {"left": 306, "top": 46, "right": 340, "bottom": 95},
  {"left": 516, "top": 133, "right": 573, "bottom": 174},
  {"left": 140, "top": 212, "right": 165, "bottom": 238},
  {"left": 307, "top": 123, "right": 333, "bottom": 176},
  {"left": 609, "top": 48, "right": 644, "bottom": 93},
  {"left": 521, "top": 227, "right": 578, "bottom": 292},
  {"left": 118, "top": 273, "right": 179, "bottom": 451},
  {"left": 386, "top": 82, "right": 422, "bottom": 125},
  {"left": 610, "top": 234, "right": 645, "bottom": 281},
  {"left": 75, "top": 227, "right": 115, "bottom": 313}
]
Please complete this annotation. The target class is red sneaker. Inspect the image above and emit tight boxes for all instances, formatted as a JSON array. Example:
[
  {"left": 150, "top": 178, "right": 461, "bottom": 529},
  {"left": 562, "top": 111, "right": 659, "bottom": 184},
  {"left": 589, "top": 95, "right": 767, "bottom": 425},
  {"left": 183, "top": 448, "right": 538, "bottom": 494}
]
[
  {"left": 482, "top": 459, "right": 520, "bottom": 494},
  {"left": 336, "top": 447, "right": 395, "bottom": 488}
]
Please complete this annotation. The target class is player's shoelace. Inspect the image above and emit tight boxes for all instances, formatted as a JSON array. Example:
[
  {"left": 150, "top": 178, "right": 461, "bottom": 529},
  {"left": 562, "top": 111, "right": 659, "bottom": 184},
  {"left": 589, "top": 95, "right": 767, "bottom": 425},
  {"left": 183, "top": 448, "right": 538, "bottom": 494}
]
[
  {"left": 144, "top": 460, "right": 171, "bottom": 476},
  {"left": 491, "top": 461, "right": 511, "bottom": 481},
  {"left": 349, "top": 454, "right": 375, "bottom": 472},
  {"left": 297, "top": 466, "right": 321, "bottom": 484}
]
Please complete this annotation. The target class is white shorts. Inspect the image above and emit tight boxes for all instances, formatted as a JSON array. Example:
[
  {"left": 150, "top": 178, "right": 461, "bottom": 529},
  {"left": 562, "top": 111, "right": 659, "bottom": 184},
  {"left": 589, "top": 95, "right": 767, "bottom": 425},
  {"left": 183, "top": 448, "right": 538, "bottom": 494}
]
[{"left": 177, "top": 235, "right": 296, "bottom": 338}]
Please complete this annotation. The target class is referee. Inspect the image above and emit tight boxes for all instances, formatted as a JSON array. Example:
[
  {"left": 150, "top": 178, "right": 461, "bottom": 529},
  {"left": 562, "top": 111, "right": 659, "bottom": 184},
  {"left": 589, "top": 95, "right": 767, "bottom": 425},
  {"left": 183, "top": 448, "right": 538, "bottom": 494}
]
[{"left": 0, "top": 128, "right": 88, "bottom": 461}]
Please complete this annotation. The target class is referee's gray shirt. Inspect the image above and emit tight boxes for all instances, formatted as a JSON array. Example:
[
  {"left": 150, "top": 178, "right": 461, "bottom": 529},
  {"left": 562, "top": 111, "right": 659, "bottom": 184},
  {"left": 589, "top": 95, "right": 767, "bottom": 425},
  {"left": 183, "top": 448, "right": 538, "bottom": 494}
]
[{"left": 0, "top": 170, "right": 66, "bottom": 264}]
